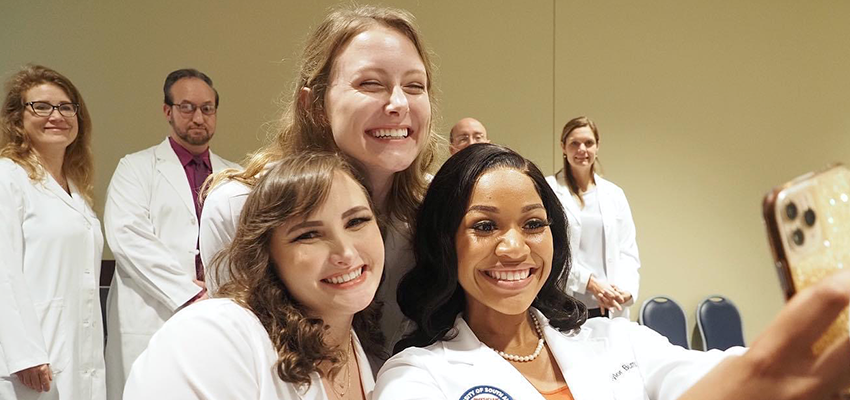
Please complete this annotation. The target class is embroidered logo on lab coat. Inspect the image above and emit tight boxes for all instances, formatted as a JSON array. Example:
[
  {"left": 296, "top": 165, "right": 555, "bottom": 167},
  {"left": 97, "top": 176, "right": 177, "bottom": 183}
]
[{"left": 458, "top": 385, "right": 514, "bottom": 400}]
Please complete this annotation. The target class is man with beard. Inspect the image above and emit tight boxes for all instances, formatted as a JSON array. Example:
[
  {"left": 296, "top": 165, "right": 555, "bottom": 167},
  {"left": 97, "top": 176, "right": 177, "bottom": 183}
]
[{"left": 103, "top": 69, "right": 240, "bottom": 399}]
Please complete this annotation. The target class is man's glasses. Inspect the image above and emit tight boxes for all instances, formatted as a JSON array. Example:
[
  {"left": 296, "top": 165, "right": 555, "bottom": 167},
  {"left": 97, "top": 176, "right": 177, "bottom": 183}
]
[
  {"left": 25, "top": 101, "right": 79, "bottom": 117},
  {"left": 170, "top": 102, "right": 217, "bottom": 116}
]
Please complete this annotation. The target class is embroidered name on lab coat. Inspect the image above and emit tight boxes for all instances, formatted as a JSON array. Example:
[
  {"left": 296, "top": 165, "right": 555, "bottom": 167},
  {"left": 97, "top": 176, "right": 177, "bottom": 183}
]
[
  {"left": 458, "top": 385, "right": 514, "bottom": 400},
  {"left": 610, "top": 361, "right": 638, "bottom": 381}
]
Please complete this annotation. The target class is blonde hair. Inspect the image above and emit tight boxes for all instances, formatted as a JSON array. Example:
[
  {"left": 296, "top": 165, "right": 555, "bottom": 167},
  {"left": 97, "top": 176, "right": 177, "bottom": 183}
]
[
  {"left": 213, "top": 152, "right": 384, "bottom": 386},
  {"left": 559, "top": 116, "right": 601, "bottom": 208},
  {"left": 1, "top": 64, "right": 94, "bottom": 205},
  {"left": 207, "top": 4, "right": 438, "bottom": 225}
]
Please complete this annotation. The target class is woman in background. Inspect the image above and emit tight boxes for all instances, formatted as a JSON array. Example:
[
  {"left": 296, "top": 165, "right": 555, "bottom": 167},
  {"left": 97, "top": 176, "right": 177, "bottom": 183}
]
[
  {"left": 0, "top": 65, "right": 104, "bottom": 399},
  {"left": 546, "top": 116, "right": 639, "bottom": 318},
  {"left": 125, "top": 153, "right": 383, "bottom": 399},
  {"left": 200, "top": 4, "right": 438, "bottom": 364}
]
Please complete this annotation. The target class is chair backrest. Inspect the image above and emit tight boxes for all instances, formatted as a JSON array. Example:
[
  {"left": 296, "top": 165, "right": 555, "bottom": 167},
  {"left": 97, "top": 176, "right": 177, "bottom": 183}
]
[
  {"left": 638, "top": 296, "right": 690, "bottom": 349},
  {"left": 696, "top": 295, "right": 745, "bottom": 351}
]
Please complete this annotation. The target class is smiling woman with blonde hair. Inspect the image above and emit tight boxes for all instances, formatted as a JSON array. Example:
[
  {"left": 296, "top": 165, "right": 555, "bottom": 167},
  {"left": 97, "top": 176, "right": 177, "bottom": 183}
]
[
  {"left": 0, "top": 64, "right": 104, "bottom": 400},
  {"left": 200, "top": 4, "right": 440, "bottom": 364}
]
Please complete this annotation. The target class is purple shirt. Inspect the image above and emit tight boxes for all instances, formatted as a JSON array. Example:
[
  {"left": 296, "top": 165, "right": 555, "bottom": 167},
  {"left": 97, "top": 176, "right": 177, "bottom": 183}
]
[
  {"left": 168, "top": 137, "right": 211, "bottom": 282},
  {"left": 168, "top": 137, "right": 211, "bottom": 220}
]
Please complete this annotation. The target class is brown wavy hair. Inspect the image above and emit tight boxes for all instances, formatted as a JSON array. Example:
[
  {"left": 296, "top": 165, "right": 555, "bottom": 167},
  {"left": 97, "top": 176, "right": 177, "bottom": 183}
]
[
  {"left": 206, "top": 4, "right": 439, "bottom": 226},
  {"left": 213, "top": 152, "right": 384, "bottom": 386},
  {"left": 1, "top": 64, "right": 94, "bottom": 205},
  {"left": 559, "top": 116, "right": 601, "bottom": 208}
]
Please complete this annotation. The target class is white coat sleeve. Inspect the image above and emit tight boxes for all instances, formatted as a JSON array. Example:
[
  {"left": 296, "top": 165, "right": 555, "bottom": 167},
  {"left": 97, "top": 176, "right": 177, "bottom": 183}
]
[
  {"left": 626, "top": 322, "right": 746, "bottom": 400},
  {"left": 105, "top": 157, "right": 200, "bottom": 311},
  {"left": 199, "top": 181, "right": 248, "bottom": 295},
  {"left": 123, "top": 306, "right": 260, "bottom": 399},
  {"left": 0, "top": 174, "right": 49, "bottom": 373},
  {"left": 611, "top": 190, "right": 640, "bottom": 304},
  {"left": 374, "top": 350, "right": 449, "bottom": 400}
]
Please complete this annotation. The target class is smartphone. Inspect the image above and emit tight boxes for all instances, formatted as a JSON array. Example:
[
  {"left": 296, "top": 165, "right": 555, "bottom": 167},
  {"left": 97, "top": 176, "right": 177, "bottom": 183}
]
[{"left": 763, "top": 164, "right": 850, "bottom": 357}]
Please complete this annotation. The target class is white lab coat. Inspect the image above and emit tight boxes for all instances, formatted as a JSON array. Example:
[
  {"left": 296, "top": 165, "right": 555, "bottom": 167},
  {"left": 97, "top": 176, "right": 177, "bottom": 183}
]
[
  {"left": 0, "top": 159, "right": 105, "bottom": 400},
  {"left": 375, "top": 309, "right": 744, "bottom": 400},
  {"left": 103, "top": 138, "right": 239, "bottom": 398},
  {"left": 546, "top": 171, "right": 640, "bottom": 318},
  {"left": 124, "top": 298, "right": 375, "bottom": 400},
  {"left": 200, "top": 179, "right": 415, "bottom": 369}
]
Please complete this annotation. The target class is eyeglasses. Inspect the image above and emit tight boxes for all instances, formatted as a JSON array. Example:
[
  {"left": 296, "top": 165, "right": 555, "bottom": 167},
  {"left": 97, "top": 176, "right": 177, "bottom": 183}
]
[
  {"left": 170, "top": 102, "right": 217, "bottom": 116},
  {"left": 24, "top": 101, "right": 79, "bottom": 117}
]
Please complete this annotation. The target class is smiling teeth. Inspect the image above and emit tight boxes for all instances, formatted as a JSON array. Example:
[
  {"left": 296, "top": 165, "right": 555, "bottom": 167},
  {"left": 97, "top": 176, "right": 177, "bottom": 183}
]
[
  {"left": 485, "top": 270, "right": 531, "bottom": 281},
  {"left": 324, "top": 267, "right": 363, "bottom": 284},
  {"left": 371, "top": 128, "right": 409, "bottom": 139}
]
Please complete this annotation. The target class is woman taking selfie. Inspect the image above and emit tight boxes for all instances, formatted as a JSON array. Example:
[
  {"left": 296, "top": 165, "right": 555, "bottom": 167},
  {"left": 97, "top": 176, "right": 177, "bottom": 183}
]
[
  {"left": 125, "top": 153, "right": 383, "bottom": 399},
  {"left": 377, "top": 144, "right": 740, "bottom": 399},
  {"left": 546, "top": 116, "right": 639, "bottom": 318},
  {"left": 200, "top": 4, "right": 438, "bottom": 362},
  {"left": 0, "top": 65, "right": 104, "bottom": 399},
  {"left": 377, "top": 143, "right": 850, "bottom": 399}
]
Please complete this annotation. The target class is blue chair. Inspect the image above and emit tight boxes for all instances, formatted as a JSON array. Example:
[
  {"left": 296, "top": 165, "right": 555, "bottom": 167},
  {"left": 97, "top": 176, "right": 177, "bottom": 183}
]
[
  {"left": 696, "top": 295, "right": 745, "bottom": 351},
  {"left": 638, "top": 296, "right": 690, "bottom": 349}
]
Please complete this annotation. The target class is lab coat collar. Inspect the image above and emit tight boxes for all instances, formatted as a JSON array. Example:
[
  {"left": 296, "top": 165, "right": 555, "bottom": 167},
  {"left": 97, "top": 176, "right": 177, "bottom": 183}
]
[
  {"left": 40, "top": 167, "right": 93, "bottom": 221},
  {"left": 443, "top": 309, "right": 615, "bottom": 400},
  {"left": 155, "top": 138, "right": 196, "bottom": 216}
]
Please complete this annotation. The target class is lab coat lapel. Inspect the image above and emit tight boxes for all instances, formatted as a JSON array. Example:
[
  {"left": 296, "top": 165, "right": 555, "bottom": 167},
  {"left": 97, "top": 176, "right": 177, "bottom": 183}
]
[
  {"left": 444, "top": 316, "right": 547, "bottom": 400},
  {"left": 555, "top": 170, "right": 582, "bottom": 228},
  {"left": 154, "top": 138, "right": 196, "bottom": 216},
  {"left": 41, "top": 172, "right": 90, "bottom": 220},
  {"left": 536, "top": 309, "right": 615, "bottom": 400}
]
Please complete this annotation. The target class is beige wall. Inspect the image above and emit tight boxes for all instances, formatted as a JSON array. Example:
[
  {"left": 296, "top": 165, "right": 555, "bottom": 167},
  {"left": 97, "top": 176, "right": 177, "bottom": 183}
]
[{"left": 3, "top": 1, "right": 849, "bottom": 344}]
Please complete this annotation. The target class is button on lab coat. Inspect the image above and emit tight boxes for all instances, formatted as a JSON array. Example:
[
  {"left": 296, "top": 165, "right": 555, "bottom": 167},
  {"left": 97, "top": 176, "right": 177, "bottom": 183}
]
[
  {"left": 0, "top": 159, "right": 105, "bottom": 400},
  {"left": 375, "top": 309, "right": 744, "bottom": 400}
]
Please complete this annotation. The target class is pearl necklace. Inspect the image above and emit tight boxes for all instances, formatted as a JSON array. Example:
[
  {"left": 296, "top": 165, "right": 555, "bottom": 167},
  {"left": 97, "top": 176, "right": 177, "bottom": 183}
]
[{"left": 486, "top": 312, "right": 545, "bottom": 363}]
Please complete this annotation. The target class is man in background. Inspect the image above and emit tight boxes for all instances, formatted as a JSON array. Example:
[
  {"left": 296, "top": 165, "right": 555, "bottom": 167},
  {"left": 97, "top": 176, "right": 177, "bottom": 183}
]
[
  {"left": 449, "top": 117, "right": 490, "bottom": 154},
  {"left": 103, "top": 68, "right": 240, "bottom": 399}
]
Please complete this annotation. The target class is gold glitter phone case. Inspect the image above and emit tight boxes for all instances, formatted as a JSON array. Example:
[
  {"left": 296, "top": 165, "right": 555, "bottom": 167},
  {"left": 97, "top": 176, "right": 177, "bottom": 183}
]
[{"left": 763, "top": 164, "right": 850, "bottom": 359}]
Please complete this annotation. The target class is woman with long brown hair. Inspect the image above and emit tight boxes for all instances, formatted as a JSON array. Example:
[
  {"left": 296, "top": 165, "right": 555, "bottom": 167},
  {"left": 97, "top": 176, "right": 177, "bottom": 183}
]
[
  {"left": 200, "top": 4, "right": 439, "bottom": 363},
  {"left": 545, "top": 116, "right": 640, "bottom": 319},
  {"left": 125, "top": 153, "right": 383, "bottom": 399},
  {"left": 0, "top": 65, "right": 104, "bottom": 399}
]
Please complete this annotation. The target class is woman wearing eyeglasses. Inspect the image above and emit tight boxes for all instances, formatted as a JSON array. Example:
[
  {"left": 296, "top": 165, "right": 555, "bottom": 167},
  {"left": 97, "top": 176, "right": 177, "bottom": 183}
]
[{"left": 0, "top": 65, "right": 105, "bottom": 399}]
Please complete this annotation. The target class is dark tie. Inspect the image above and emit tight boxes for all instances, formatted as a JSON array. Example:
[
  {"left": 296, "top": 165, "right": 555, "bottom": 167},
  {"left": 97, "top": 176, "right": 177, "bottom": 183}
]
[{"left": 189, "top": 157, "right": 211, "bottom": 280}]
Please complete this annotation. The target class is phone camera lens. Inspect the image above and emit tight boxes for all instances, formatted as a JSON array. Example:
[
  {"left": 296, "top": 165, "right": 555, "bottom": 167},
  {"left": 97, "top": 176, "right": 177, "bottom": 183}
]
[
  {"left": 785, "top": 202, "right": 798, "bottom": 220},
  {"left": 803, "top": 209, "right": 816, "bottom": 227},
  {"left": 792, "top": 229, "right": 805, "bottom": 246}
]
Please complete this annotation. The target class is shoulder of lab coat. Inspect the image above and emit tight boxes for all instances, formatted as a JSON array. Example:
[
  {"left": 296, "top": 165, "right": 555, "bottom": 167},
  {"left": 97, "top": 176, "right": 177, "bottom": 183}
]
[
  {"left": 199, "top": 179, "right": 250, "bottom": 295},
  {"left": 0, "top": 159, "right": 49, "bottom": 373},
  {"left": 124, "top": 298, "right": 375, "bottom": 400},
  {"left": 375, "top": 309, "right": 743, "bottom": 400}
]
